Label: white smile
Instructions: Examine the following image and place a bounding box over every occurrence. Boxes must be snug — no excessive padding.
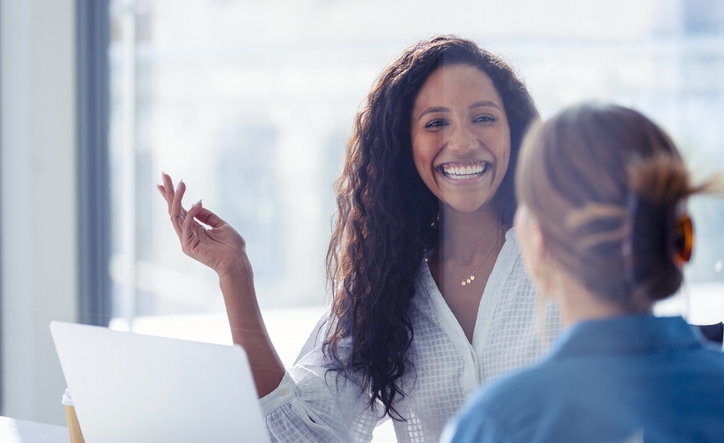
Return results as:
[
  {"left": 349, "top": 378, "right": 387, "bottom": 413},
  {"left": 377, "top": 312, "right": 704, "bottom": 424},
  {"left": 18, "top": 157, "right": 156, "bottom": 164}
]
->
[{"left": 439, "top": 161, "right": 491, "bottom": 180}]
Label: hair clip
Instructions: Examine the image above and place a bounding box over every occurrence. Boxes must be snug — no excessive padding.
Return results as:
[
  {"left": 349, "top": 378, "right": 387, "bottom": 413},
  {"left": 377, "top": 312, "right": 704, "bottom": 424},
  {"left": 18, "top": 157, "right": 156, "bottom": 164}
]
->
[{"left": 673, "top": 214, "right": 693, "bottom": 265}]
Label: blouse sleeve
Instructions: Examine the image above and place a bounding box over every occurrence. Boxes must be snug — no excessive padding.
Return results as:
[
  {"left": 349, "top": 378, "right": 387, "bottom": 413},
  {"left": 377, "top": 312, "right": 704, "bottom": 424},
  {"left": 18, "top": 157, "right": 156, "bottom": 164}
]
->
[{"left": 259, "top": 315, "right": 382, "bottom": 443}]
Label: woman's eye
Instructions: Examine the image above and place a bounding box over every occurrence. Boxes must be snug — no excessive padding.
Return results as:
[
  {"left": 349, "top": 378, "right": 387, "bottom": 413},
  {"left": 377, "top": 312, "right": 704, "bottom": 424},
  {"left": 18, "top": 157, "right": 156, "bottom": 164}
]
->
[
  {"left": 473, "top": 115, "right": 496, "bottom": 123},
  {"left": 425, "top": 119, "right": 448, "bottom": 129}
]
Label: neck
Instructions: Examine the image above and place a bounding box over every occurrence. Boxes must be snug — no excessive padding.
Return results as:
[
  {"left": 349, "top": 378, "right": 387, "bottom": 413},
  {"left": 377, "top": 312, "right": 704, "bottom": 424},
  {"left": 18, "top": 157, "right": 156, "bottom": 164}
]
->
[
  {"left": 550, "top": 271, "right": 643, "bottom": 327},
  {"left": 438, "top": 202, "right": 504, "bottom": 266}
]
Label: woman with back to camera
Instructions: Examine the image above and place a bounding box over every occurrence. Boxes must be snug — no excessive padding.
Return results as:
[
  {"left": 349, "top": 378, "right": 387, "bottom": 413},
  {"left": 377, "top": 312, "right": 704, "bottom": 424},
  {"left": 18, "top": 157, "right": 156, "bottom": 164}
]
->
[
  {"left": 158, "top": 35, "right": 560, "bottom": 442},
  {"left": 445, "top": 103, "right": 724, "bottom": 443}
]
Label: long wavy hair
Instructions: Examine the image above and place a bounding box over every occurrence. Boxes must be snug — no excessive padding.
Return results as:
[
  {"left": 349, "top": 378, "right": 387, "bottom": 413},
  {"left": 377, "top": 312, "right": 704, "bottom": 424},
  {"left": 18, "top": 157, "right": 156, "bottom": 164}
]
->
[{"left": 324, "top": 35, "right": 538, "bottom": 419}]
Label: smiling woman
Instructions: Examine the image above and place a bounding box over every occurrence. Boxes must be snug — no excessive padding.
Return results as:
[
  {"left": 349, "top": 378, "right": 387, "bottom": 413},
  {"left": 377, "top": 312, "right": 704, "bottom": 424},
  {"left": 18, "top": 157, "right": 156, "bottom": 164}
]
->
[{"left": 158, "top": 35, "right": 561, "bottom": 443}]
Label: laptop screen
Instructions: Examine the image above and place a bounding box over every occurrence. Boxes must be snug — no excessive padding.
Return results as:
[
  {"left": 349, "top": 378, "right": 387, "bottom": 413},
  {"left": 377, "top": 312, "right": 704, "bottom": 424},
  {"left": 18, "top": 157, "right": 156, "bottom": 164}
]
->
[{"left": 50, "top": 321, "right": 271, "bottom": 443}]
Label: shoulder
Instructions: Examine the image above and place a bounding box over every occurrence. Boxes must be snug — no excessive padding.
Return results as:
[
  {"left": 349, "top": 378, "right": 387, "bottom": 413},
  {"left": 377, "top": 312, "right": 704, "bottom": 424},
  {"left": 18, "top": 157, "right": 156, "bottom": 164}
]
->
[
  {"left": 457, "top": 359, "right": 572, "bottom": 438},
  {"left": 687, "top": 343, "right": 724, "bottom": 380},
  {"left": 471, "top": 363, "right": 552, "bottom": 411},
  {"left": 443, "top": 406, "right": 515, "bottom": 443},
  {"left": 443, "top": 364, "right": 554, "bottom": 443}
]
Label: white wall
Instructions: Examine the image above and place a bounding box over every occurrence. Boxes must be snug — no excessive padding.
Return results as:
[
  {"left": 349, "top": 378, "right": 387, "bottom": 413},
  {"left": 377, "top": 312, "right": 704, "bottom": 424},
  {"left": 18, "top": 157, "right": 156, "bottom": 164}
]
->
[{"left": 0, "top": 0, "right": 79, "bottom": 425}]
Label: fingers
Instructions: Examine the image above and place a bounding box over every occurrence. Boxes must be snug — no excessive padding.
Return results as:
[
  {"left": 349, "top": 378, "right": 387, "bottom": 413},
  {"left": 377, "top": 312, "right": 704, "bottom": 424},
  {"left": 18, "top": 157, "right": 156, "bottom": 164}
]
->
[
  {"left": 194, "top": 205, "right": 226, "bottom": 228},
  {"left": 170, "top": 181, "right": 188, "bottom": 237},
  {"left": 161, "top": 173, "right": 177, "bottom": 216},
  {"left": 181, "top": 200, "right": 205, "bottom": 250},
  {"left": 160, "top": 172, "right": 187, "bottom": 239},
  {"left": 158, "top": 173, "right": 213, "bottom": 254}
]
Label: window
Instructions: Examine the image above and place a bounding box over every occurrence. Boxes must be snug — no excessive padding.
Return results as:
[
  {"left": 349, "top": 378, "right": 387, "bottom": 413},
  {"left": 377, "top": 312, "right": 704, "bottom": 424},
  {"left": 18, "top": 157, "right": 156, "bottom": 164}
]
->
[{"left": 107, "top": 2, "right": 724, "bottom": 439}]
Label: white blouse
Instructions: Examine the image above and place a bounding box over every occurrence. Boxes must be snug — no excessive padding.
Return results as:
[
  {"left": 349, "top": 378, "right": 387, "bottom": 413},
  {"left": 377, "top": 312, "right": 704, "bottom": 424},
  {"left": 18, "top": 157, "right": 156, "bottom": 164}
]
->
[{"left": 259, "top": 228, "right": 561, "bottom": 443}]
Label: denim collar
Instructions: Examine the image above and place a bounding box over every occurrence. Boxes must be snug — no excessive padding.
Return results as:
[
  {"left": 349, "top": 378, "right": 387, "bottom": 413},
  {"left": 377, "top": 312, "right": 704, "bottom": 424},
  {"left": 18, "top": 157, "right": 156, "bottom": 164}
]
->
[{"left": 547, "top": 315, "right": 703, "bottom": 361}]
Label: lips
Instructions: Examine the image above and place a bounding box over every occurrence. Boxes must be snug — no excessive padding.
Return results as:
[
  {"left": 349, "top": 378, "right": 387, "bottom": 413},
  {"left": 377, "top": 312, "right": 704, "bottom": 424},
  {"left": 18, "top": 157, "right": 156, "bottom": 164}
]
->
[{"left": 438, "top": 161, "right": 491, "bottom": 180}]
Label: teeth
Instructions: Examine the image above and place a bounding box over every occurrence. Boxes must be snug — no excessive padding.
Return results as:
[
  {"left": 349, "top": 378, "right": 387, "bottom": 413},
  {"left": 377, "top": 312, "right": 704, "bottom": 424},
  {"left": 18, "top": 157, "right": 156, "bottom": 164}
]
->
[{"left": 441, "top": 162, "right": 489, "bottom": 179}]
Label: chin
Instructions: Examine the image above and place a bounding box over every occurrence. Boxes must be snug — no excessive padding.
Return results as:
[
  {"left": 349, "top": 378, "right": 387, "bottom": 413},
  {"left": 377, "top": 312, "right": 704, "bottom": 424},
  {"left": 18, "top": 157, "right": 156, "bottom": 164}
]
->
[{"left": 445, "top": 198, "right": 493, "bottom": 214}]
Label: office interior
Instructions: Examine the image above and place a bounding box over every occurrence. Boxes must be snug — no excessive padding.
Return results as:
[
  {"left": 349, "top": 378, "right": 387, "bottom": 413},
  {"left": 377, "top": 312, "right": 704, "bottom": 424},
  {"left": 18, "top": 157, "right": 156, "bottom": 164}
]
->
[{"left": 1, "top": 0, "right": 723, "bottom": 433}]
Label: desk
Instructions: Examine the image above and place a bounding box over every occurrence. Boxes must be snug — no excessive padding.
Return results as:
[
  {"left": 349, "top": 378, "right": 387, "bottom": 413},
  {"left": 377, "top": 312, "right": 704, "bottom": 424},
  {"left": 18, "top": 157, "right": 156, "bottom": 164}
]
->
[{"left": 0, "top": 416, "right": 69, "bottom": 443}]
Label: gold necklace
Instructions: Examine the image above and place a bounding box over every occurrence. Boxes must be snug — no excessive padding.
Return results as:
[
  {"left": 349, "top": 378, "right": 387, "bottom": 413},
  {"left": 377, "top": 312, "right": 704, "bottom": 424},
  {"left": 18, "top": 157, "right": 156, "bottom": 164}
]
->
[{"left": 446, "top": 226, "right": 505, "bottom": 287}]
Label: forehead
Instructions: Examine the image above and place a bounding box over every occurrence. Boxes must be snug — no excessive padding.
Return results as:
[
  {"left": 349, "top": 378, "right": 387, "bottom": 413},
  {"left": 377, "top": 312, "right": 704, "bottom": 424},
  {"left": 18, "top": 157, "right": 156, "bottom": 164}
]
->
[{"left": 413, "top": 64, "right": 503, "bottom": 110}]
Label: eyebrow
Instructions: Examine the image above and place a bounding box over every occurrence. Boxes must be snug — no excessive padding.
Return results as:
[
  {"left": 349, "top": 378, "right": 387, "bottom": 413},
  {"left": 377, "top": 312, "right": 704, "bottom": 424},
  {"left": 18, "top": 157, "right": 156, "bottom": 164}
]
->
[
  {"left": 470, "top": 100, "right": 502, "bottom": 111},
  {"left": 417, "top": 101, "right": 502, "bottom": 121},
  {"left": 417, "top": 106, "right": 449, "bottom": 121}
]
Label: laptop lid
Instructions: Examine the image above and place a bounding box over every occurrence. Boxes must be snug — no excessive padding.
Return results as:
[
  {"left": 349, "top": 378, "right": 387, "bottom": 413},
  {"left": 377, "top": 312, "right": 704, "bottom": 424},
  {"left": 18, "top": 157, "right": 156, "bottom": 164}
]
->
[{"left": 50, "top": 321, "right": 271, "bottom": 443}]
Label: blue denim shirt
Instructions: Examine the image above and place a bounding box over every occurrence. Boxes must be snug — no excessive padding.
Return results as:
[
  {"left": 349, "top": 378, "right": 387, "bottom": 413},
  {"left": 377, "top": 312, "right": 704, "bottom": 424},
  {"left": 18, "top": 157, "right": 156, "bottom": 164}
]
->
[{"left": 443, "top": 315, "right": 724, "bottom": 443}]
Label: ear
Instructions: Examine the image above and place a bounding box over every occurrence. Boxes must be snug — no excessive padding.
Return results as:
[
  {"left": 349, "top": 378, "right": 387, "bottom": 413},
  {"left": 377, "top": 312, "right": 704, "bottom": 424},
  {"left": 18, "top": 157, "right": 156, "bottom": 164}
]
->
[
  {"left": 528, "top": 221, "right": 558, "bottom": 302},
  {"left": 514, "top": 205, "right": 548, "bottom": 287},
  {"left": 526, "top": 218, "right": 547, "bottom": 274}
]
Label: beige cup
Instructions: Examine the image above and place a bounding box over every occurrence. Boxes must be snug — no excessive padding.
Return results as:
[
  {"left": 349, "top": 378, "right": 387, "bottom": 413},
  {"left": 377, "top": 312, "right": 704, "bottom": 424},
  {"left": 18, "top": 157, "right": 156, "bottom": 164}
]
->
[{"left": 62, "top": 388, "right": 85, "bottom": 443}]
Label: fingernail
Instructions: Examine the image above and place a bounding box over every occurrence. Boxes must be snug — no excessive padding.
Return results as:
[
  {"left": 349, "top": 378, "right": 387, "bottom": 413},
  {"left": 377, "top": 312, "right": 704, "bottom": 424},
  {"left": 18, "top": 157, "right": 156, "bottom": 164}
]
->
[
  {"left": 192, "top": 199, "right": 202, "bottom": 207},
  {"left": 177, "top": 179, "right": 183, "bottom": 188}
]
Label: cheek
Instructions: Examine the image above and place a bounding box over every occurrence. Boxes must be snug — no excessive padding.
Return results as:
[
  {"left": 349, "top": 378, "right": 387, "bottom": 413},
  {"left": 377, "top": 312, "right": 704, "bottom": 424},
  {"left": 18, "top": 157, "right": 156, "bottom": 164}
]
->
[
  {"left": 412, "top": 156, "right": 429, "bottom": 185},
  {"left": 411, "top": 145, "right": 425, "bottom": 177},
  {"left": 411, "top": 136, "right": 436, "bottom": 176},
  {"left": 498, "top": 147, "right": 510, "bottom": 172},
  {"left": 500, "top": 126, "right": 512, "bottom": 160},
  {"left": 496, "top": 130, "right": 512, "bottom": 177}
]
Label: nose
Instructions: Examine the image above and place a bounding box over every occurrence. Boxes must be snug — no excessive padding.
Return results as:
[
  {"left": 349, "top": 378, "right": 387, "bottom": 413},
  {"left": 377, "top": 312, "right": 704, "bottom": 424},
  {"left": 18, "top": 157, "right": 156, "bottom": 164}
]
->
[{"left": 447, "top": 124, "right": 478, "bottom": 154}]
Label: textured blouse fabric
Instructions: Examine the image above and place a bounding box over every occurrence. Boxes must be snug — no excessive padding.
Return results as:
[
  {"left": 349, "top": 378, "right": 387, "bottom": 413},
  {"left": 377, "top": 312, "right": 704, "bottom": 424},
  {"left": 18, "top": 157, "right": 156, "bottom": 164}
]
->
[{"left": 259, "top": 228, "right": 561, "bottom": 443}]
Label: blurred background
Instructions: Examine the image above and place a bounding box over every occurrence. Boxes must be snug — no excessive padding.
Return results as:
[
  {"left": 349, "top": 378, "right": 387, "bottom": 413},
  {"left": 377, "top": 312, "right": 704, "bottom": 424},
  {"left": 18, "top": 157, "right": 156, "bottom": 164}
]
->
[{"left": 2, "top": 0, "right": 723, "bottom": 437}]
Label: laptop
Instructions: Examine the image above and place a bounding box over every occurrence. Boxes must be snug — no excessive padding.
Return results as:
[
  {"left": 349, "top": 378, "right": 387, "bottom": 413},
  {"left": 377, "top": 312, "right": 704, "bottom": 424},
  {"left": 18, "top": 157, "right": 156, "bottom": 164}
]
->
[{"left": 50, "top": 321, "right": 272, "bottom": 443}]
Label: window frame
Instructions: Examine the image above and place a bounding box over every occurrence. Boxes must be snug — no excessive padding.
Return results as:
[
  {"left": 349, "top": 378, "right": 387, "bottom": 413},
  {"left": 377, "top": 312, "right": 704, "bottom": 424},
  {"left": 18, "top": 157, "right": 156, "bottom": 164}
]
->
[{"left": 77, "top": 0, "right": 112, "bottom": 326}]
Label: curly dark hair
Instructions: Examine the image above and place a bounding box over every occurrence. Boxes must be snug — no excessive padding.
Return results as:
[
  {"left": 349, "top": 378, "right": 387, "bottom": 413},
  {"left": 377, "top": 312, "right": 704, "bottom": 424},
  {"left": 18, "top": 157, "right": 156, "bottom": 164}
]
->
[{"left": 324, "top": 35, "right": 539, "bottom": 419}]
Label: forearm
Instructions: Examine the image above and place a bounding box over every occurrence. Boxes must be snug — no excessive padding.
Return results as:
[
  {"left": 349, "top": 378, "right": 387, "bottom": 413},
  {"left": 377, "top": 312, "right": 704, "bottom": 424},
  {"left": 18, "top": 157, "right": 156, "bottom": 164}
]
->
[
  {"left": 158, "top": 176, "right": 285, "bottom": 395},
  {"left": 218, "top": 262, "right": 285, "bottom": 397}
]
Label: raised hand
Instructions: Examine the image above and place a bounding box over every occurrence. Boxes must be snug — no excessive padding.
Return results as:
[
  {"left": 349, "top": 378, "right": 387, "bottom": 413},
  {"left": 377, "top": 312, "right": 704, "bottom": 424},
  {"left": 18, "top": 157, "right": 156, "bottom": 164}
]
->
[
  {"left": 157, "top": 172, "right": 250, "bottom": 278},
  {"left": 157, "top": 172, "right": 285, "bottom": 395}
]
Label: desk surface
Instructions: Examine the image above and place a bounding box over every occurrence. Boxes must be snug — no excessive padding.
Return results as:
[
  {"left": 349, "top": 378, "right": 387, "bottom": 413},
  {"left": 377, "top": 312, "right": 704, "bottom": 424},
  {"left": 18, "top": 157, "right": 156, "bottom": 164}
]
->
[{"left": 0, "top": 416, "right": 69, "bottom": 443}]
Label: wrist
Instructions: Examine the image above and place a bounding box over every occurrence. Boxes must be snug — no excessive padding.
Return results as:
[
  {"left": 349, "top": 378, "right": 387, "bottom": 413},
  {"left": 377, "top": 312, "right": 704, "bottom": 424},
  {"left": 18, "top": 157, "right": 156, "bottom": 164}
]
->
[{"left": 217, "top": 255, "right": 253, "bottom": 281}]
